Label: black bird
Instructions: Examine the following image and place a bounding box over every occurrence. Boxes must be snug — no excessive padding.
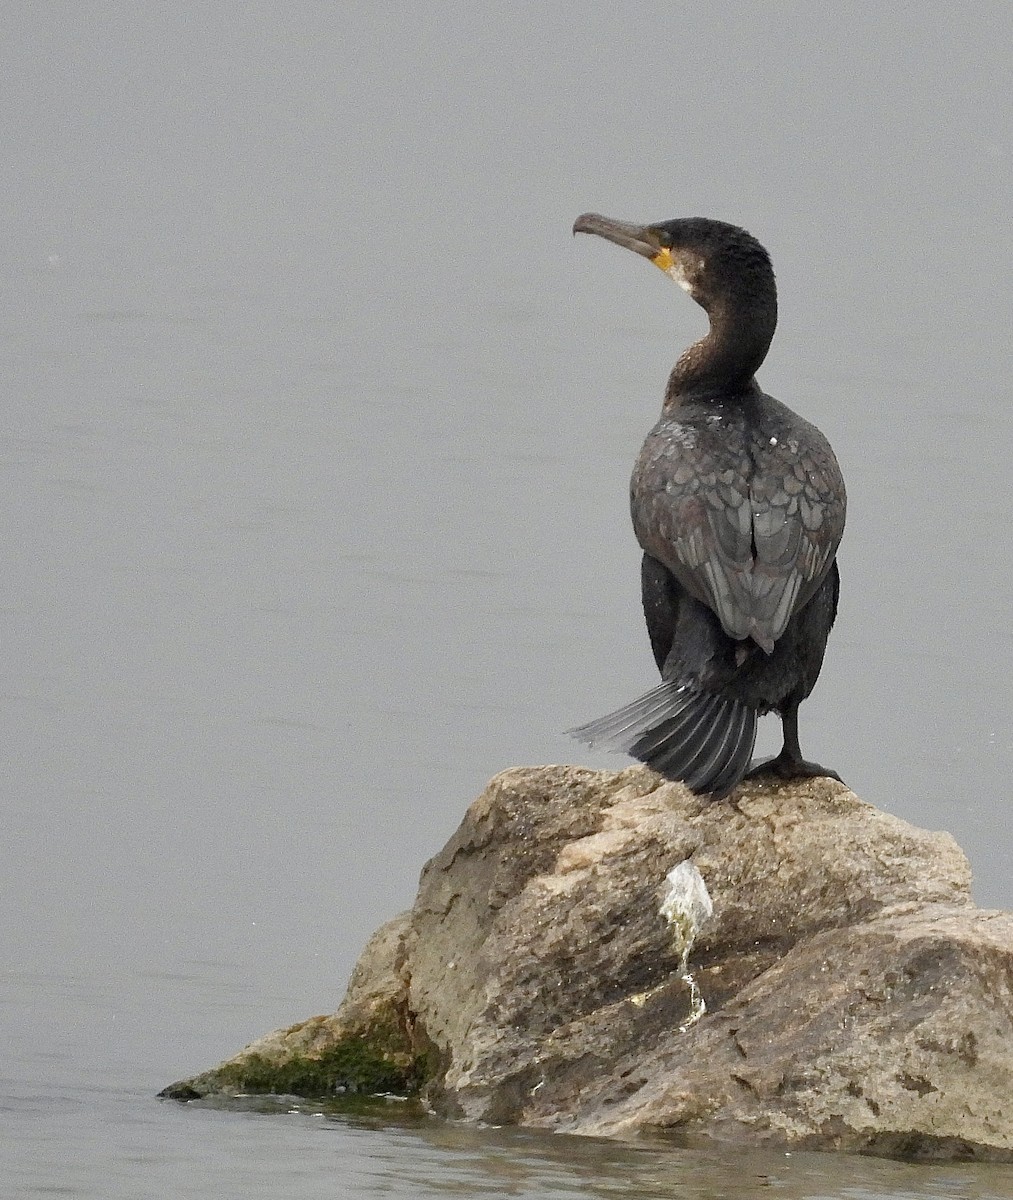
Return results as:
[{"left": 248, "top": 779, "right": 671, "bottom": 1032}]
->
[{"left": 569, "top": 214, "right": 846, "bottom": 797}]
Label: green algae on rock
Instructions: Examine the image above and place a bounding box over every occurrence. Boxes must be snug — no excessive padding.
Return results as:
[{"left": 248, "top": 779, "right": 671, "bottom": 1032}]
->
[{"left": 158, "top": 1020, "right": 425, "bottom": 1101}]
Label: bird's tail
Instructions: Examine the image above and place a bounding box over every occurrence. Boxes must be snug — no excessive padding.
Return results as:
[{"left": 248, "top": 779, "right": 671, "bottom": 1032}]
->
[{"left": 567, "top": 681, "right": 757, "bottom": 798}]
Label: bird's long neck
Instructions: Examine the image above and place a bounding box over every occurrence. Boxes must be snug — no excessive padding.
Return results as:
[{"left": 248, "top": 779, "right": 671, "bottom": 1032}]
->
[{"left": 665, "top": 294, "right": 777, "bottom": 404}]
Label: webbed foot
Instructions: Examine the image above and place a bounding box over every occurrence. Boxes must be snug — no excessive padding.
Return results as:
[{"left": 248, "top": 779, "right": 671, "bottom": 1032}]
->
[{"left": 745, "top": 752, "right": 843, "bottom": 784}]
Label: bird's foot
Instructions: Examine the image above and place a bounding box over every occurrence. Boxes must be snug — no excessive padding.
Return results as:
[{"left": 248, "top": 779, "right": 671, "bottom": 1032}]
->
[{"left": 745, "top": 753, "right": 842, "bottom": 785}]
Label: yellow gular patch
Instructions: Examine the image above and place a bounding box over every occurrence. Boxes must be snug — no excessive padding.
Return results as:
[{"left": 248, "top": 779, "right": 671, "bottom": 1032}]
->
[{"left": 651, "top": 247, "right": 675, "bottom": 272}]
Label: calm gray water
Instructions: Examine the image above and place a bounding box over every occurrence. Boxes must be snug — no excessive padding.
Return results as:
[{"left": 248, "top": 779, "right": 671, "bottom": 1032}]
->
[{"left": 2, "top": 3, "right": 1012, "bottom": 1196}]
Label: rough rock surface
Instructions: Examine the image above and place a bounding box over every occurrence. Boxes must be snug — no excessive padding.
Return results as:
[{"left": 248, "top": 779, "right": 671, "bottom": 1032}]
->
[{"left": 161, "top": 766, "right": 1013, "bottom": 1161}]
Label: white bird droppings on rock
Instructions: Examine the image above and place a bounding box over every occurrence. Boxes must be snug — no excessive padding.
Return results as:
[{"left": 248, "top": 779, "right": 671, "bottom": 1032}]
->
[{"left": 660, "top": 859, "right": 714, "bottom": 1031}]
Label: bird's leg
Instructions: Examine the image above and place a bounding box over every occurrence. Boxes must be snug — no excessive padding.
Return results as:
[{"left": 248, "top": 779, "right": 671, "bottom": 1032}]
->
[{"left": 745, "top": 702, "right": 842, "bottom": 783}]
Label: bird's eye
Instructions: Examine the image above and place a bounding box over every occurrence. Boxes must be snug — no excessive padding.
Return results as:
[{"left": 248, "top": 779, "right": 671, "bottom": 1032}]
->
[{"left": 649, "top": 227, "right": 671, "bottom": 248}]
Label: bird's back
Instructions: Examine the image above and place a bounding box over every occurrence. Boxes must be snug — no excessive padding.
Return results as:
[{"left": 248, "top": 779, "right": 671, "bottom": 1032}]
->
[{"left": 631, "top": 392, "right": 846, "bottom": 652}]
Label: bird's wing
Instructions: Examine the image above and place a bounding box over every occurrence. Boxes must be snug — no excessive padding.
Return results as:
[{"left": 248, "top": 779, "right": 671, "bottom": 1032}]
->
[{"left": 634, "top": 423, "right": 845, "bottom": 652}]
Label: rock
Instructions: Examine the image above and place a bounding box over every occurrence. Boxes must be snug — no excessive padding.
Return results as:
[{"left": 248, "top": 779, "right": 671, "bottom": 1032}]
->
[
  {"left": 160, "top": 765, "right": 1013, "bottom": 1162},
  {"left": 158, "top": 912, "right": 424, "bottom": 1102}
]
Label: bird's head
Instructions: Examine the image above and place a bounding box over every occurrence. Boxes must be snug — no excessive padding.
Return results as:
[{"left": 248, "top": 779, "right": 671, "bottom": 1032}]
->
[{"left": 572, "top": 213, "right": 774, "bottom": 314}]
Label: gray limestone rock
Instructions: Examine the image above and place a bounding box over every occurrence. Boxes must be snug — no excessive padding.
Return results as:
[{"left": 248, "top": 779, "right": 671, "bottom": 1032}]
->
[{"left": 161, "top": 765, "right": 1013, "bottom": 1162}]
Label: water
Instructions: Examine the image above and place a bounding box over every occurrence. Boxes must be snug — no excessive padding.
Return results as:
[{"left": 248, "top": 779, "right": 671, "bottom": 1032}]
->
[
  {"left": 2, "top": 2, "right": 1012, "bottom": 1195},
  {"left": 5, "top": 969, "right": 1013, "bottom": 1200}
]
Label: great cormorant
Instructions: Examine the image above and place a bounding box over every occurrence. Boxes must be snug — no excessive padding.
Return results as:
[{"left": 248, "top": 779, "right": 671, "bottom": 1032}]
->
[{"left": 569, "top": 213, "right": 846, "bottom": 797}]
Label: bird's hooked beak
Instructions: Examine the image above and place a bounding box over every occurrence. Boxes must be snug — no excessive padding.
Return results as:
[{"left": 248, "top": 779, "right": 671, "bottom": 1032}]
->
[{"left": 573, "top": 213, "right": 675, "bottom": 273}]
